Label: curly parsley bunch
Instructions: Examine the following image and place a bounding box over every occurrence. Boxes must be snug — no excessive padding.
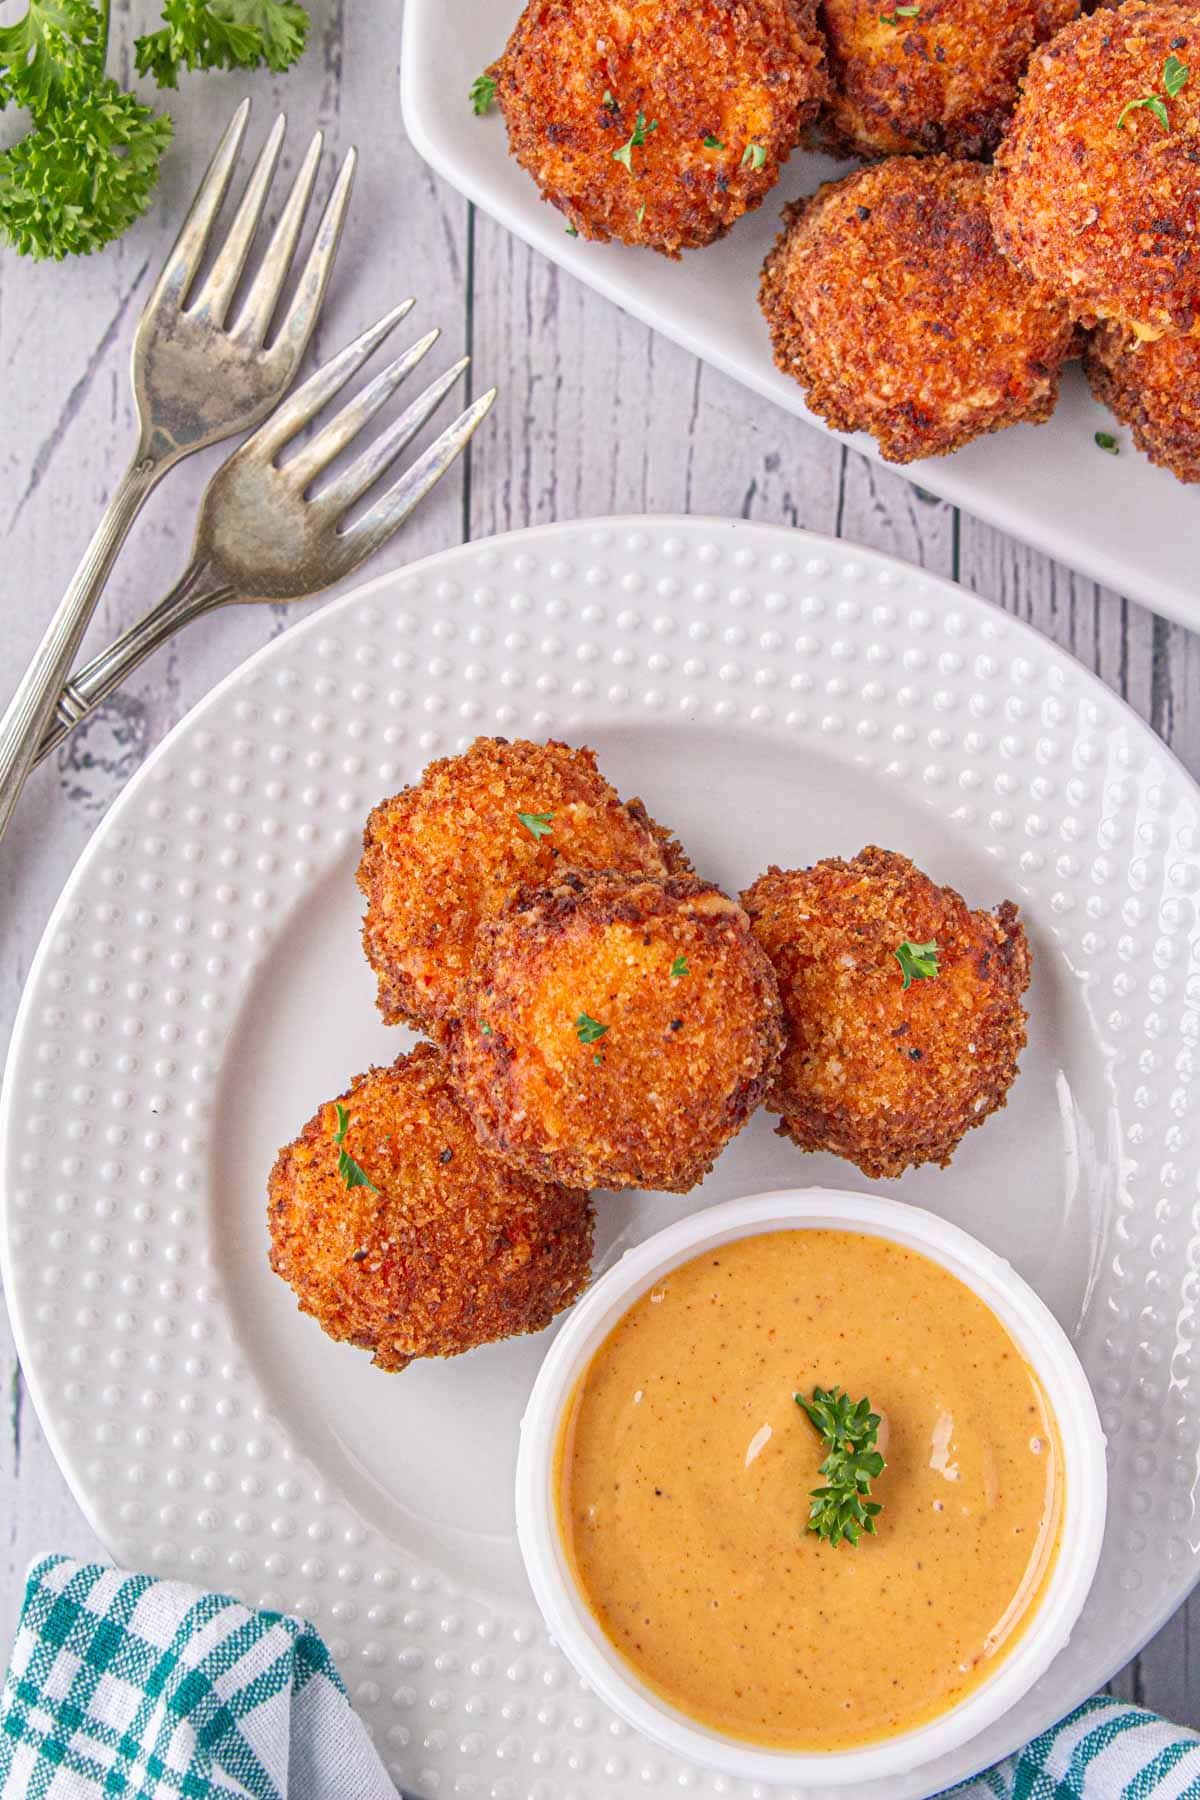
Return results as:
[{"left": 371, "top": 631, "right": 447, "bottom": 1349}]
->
[{"left": 0, "top": 0, "right": 311, "bottom": 261}]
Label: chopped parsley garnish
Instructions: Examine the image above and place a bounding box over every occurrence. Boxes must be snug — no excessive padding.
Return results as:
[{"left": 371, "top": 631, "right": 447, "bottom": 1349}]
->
[
  {"left": 575, "top": 1012, "right": 609, "bottom": 1045},
  {"left": 517, "top": 810, "right": 555, "bottom": 840},
  {"left": 741, "top": 141, "right": 767, "bottom": 169},
  {"left": 566, "top": 223, "right": 580, "bottom": 236},
  {"left": 1117, "top": 55, "right": 1188, "bottom": 131},
  {"left": 481, "top": 1023, "right": 493, "bottom": 1035},
  {"left": 602, "top": 88, "right": 618, "bottom": 109},
  {"left": 613, "top": 110, "right": 658, "bottom": 169},
  {"left": 670, "top": 954, "right": 689, "bottom": 979},
  {"left": 1095, "top": 430, "right": 1119, "bottom": 455},
  {"left": 637, "top": 200, "right": 646, "bottom": 223},
  {"left": 333, "top": 1103, "right": 377, "bottom": 1193},
  {"left": 703, "top": 133, "right": 725, "bottom": 148},
  {"left": 879, "top": 4, "right": 919, "bottom": 20},
  {"left": 1165, "top": 52, "right": 1190, "bottom": 96},
  {"left": 796, "top": 1387, "right": 885, "bottom": 1547},
  {"left": 1118, "top": 92, "right": 1170, "bottom": 130},
  {"left": 893, "top": 938, "right": 940, "bottom": 989},
  {"left": 469, "top": 73, "right": 497, "bottom": 114}
]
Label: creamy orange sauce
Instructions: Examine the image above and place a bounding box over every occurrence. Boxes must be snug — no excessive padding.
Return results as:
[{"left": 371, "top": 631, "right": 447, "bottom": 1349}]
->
[{"left": 556, "top": 1229, "right": 1063, "bottom": 1750}]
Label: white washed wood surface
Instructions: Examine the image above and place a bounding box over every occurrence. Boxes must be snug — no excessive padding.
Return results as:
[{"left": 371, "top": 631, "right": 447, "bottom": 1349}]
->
[{"left": 1, "top": 0, "right": 1197, "bottom": 1743}]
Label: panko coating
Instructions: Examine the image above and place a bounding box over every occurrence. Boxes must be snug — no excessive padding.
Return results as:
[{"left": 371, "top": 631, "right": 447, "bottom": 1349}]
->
[
  {"left": 813, "top": 0, "right": 1078, "bottom": 160},
  {"left": 358, "top": 738, "right": 689, "bottom": 1033},
  {"left": 267, "top": 1044, "right": 594, "bottom": 1371},
  {"left": 759, "top": 157, "right": 1078, "bottom": 462},
  {"left": 991, "top": 2, "right": 1200, "bottom": 339},
  {"left": 447, "top": 870, "right": 784, "bottom": 1194},
  {"left": 1085, "top": 321, "right": 1200, "bottom": 481},
  {"left": 486, "top": 0, "right": 829, "bottom": 257},
  {"left": 741, "top": 847, "right": 1031, "bottom": 1179}
]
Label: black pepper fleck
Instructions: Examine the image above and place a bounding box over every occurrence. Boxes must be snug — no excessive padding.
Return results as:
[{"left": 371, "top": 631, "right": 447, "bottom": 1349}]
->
[{"left": 439, "top": 1147, "right": 454, "bottom": 1164}]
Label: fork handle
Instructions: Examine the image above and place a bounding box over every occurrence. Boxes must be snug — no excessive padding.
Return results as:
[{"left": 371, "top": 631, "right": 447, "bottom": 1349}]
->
[
  {"left": 0, "top": 453, "right": 163, "bottom": 846},
  {"left": 34, "top": 558, "right": 237, "bottom": 769}
]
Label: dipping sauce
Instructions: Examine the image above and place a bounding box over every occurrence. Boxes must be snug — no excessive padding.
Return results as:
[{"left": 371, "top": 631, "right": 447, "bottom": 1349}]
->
[{"left": 556, "top": 1229, "right": 1063, "bottom": 1750}]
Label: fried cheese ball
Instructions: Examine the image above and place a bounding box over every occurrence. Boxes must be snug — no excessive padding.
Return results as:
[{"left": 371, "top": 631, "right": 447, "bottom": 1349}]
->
[
  {"left": 741, "top": 847, "right": 1031, "bottom": 1179},
  {"left": 814, "top": 0, "right": 1078, "bottom": 160},
  {"left": 358, "top": 738, "right": 689, "bottom": 1033},
  {"left": 759, "top": 157, "right": 1078, "bottom": 461},
  {"left": 267, "top": 1045, "right": 594, "bottom": 1372},
  {"left": 486, "top": 0, "right": 829, "bottom": 256},
  {"left": 991, "top": 2, "right": 1200, "bottom": 339},
  {"left": 1085, "top": 322, "right": 1200, "bottom": 482},
  {"left": 448, "top": 870, "right": 783, "bottom": 1193}
]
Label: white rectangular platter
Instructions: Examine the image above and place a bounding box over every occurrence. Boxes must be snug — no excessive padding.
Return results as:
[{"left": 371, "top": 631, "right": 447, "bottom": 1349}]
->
[{"left": 401, "top": 0, "right": 1200, "bottom": 628}]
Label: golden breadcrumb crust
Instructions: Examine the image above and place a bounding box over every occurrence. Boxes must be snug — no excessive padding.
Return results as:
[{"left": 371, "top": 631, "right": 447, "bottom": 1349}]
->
[
  {"left": 759, "top": 157, "right": 1078, "bottom": 462},
  {"left": 447, "top": 870, "right": 783, "bottom": 1194},
  {"left": 1085, "top": 321, "right": 1200, "bottom": 481},
  {"left": 991, "top": 2, "right": 1200, "bottom": 339},
  {"left": 267, "top": 1044, "right": 594, "bottom": 1372},
  {"left": 357, "top": 738, "right": 688, "bottom": 1033},
  {"left": 487, "top": 0, "right": 828, "bottom": 257},
  {"left": 813, "top": 0, "right": 1077, "bottom": 160},
  {"left": 741, "top": 847, "right": 1031, "bottom": 1179}
]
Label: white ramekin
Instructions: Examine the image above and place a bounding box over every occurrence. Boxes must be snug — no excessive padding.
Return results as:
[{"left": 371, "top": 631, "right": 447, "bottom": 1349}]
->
[{"left": 515, "top": 1188, "right": 1107, "bottom": 1788}]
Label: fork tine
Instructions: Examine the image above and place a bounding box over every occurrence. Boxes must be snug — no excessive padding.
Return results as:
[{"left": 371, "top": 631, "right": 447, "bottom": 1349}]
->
[
  {"left": 338, "top": 389, "right": 497, "bottom": 564},
  {"left": 319, "top": 357, "right": 471, "bottom": 516},
  {"left": 234, "top": 128, "right": 324, "bottom": 346},
  {"left": 150, "top": 99, "right": 251, "bottom": 312},
  {"left": 267, "top": 147, "right": 358, "bottom": 364},
  {"left": 288, "top": 329, "right": 441, "bottom": 489},
  {"left": 192, "top": 112, "right": 286, "bottom": 325},
  {"left": 250, "top": 299, "right": 416, "bottom": 459}
]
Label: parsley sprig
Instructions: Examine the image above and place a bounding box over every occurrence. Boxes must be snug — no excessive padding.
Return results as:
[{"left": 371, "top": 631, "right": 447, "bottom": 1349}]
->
[
  {"left": 670, "top": 954, "right": 689, "bottom": 979},
  {"left": 879, "top": 4, "right": 919, "bottom": 21},
  {"left": 517, "top": 810, "right": 554, "bottom": 841},
  {"left": 136, "top": 0, "right": 309, "bottom": 88},
  {"left": 1117, "top": 53, "right": 1189, "bottom": 132},
  {"left": 894, "top": 937, "right": 940, "bottom": 989},
  {"left": 795, "top": 1386, "right": 885, "bottom": 1547},
  {"left": 0, "top": 0, "right": 309, "bottom": 261},
  {"left": 333, "top": 1102, "right": 377, "bottom": 1194}
]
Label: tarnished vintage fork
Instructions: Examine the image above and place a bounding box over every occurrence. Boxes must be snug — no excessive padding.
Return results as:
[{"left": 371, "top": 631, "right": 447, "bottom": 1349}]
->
[
  {"left": 33, "top": 311, "right": 497, "bottom": 766},
  {"left": 0, "top": 101, "right": 356, "bottom": 845}
]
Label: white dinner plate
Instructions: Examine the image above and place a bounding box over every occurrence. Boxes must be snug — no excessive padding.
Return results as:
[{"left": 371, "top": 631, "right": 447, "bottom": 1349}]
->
[
  {"left": 3, "top": 516, "right": 1199, "bottom": 1800},
  {"left": 400, "top": 5, "right": 1200, "bottom": 630}
]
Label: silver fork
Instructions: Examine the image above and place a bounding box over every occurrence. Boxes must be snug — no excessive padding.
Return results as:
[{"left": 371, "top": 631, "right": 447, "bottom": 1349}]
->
[
  {"left": 34, "top": 312, "right": 496, "bottom": 767},
  {"left": 0, "top": 101, "right": 356, "bottom": 845}
]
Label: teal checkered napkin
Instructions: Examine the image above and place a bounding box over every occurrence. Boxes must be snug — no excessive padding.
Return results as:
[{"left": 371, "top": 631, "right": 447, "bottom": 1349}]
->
[
  {"left": 4, "top": 1562, "right": 1198, "bottom": 1800},
  {"left": 0, "top": 1556, "right": 399, "bottom": 1800},
  {"left": 946, "top": 1695, "right": 1200, "bottom": 1800}
]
